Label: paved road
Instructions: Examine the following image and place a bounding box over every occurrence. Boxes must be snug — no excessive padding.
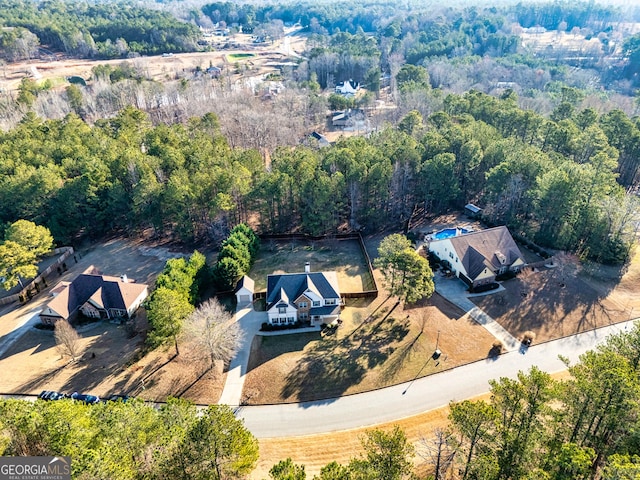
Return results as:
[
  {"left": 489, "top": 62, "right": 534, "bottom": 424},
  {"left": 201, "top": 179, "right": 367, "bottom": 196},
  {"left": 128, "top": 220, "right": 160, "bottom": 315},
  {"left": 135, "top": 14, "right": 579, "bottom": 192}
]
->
[{"left": 235, "top": 319, "right": 637, "bottom": 438}]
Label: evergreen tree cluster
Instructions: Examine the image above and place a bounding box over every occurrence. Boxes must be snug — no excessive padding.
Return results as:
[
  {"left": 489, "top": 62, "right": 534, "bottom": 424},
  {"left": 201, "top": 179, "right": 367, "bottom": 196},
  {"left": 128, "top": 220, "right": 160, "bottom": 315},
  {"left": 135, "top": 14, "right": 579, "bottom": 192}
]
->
[
  {"left": 145, "top": 251, "right": 206, "bottom": 352},
  {"left": 0, "top": 399, "right": 259, "bottom": 480},
  {"left": 0, "top": 0, "right": 200, "bottom": 59},
  {"left": 213, "top": 224, "right": 259, "bottom": 290},
  {"left": 448, "top": 321, "right": 640, "bottom": 480},
  {"left": 0, "top": 101, "right": 637, "bottom": 265}
]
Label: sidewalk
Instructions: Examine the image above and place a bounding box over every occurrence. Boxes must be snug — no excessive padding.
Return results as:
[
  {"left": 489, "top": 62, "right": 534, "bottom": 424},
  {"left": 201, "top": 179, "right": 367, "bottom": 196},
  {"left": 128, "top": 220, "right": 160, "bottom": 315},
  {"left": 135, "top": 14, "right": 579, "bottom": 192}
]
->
[{"left": 434, "top": 274, "right": 520, "bottom": 351}]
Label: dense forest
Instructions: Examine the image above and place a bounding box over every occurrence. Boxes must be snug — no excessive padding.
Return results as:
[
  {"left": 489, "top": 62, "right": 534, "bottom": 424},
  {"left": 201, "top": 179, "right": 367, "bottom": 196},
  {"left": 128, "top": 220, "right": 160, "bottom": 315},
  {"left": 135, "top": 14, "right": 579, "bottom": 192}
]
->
[
  {"left": 1, "top": 1, "right": 639, "bottom": 259},
  {"left": 0, "top": 0, "right": 200, "bottom": 59},
  {"left": 0, "top": 96, "right": 638, "bottom": 263}
]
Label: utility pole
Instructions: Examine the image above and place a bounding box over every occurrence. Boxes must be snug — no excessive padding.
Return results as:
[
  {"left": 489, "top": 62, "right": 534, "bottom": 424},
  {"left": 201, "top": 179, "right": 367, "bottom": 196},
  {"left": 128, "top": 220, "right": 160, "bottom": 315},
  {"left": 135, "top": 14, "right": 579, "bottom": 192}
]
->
[{"left": 434, "top": 330, "right": 441, "bottom": 359}]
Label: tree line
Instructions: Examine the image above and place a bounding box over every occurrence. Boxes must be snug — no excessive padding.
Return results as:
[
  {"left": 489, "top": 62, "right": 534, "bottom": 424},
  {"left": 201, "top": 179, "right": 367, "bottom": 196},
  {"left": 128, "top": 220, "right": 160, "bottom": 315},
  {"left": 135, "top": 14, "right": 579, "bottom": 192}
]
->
[
  {"left": 446, "top": 321, "right": 640, "bottom": 480},
  {"left": 0, "top": 99, "right": 637, "bottom": 263},
  {"left": 0, "top": 399, "right": 259, "bottom": 480},
  {"left": 213, "top": 223, "right": 260, "bottom": 290},
  {"left": 0, "top": 0, "right": 200, "bottom": 60}
]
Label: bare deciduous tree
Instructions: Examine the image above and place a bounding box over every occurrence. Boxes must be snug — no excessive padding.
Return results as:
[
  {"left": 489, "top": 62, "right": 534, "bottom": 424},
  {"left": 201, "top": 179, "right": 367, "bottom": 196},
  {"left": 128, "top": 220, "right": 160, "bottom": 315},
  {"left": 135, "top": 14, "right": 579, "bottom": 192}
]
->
[
  {"left": 418, "top": 428, "right": 456, "bottom": 480},
  {"left": 184, "top": 298, "right": 242, "bottom": 369},
  {"left": 54, "top": 320, "right": 81, "bottom": 361}
]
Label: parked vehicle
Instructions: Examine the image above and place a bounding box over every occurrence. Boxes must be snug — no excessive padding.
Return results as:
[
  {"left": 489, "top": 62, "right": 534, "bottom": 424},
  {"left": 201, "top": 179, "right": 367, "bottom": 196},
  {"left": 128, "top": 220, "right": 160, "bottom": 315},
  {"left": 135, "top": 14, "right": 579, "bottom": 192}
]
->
[
  {"left": 71, "top": 392, "right": 100, "bottom": 404},
  {"left": 105, "top": 394, "right": 133, "bottom": 403},
  {"left": 38, "top": 390, "right": 68, "bottom": 401}
]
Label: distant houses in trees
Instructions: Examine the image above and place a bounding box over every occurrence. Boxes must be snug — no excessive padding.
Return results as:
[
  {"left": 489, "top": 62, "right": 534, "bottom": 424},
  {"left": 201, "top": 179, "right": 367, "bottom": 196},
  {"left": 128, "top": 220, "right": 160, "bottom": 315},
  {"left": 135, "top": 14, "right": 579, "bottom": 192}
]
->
[{"left": 335, "top": 80, "right": 360, "bottom": 96}]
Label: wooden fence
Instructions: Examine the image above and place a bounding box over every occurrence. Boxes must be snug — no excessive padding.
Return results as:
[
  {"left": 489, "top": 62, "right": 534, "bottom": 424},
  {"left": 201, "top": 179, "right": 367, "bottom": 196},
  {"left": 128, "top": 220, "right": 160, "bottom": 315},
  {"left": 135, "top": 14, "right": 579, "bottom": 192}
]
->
[
  {"left": 0, "top": 246, "right": 75, "bottom": 306},
  {"left": 257, "top": 232, "right": 379, "bottom": 300}
]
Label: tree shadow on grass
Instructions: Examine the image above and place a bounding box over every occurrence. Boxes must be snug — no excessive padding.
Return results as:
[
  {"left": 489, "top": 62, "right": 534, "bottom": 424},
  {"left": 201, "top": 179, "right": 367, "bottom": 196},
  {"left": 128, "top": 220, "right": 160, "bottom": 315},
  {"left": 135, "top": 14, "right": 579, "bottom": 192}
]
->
[
  {"left": 379, "top": 331, "right": 423, "bottom": 384},
  {"left": 473, "top": 265, "right": 626, "bottom": 342},
  {"left": 281, "top": 306, "right": 410, "bottom": 404},
  {"left": 0, "top": 327, "right": 57, "bottom": 361},
  {"left": 13, "top": 364, "right": 69, "bottom": 393}
]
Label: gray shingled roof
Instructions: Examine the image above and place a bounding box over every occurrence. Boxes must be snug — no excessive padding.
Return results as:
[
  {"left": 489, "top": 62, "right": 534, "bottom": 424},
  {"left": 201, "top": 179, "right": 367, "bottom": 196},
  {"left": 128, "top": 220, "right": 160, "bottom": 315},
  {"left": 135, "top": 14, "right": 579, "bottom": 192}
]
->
[
  {"left": 310, "top": 305, "right": 341, "bottom": 316},
  {"left": 45, "top": 274, "right": 147, "bottom": 320},
  {"left": 235, "top": 275, "right": 254, "bottom": 292},
  {"left": 448, "top": 226, "right": 525, "bottom": 280},
  {"left": 266, "top": 272, "right": 340, "bottom": 310}
]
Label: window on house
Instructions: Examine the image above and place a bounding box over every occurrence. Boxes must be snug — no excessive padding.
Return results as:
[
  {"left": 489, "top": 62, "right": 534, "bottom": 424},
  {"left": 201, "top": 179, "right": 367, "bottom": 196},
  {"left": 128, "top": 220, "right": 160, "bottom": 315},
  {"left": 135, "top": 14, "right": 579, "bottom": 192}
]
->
[
  {"left": 299, "top": 312, "right": 308, "bottom": 320},
  {"left": 313, "top": 301, "right": 320, "bottom": 307},
  {"left": 325, "top": 299, "right": 336, "bottom": 305},
  {"left": 449, "top": 252, "right": 454, "bottom": 259},
  {"left": 299, "top": 301, "right": 307, "bottom": 308},
  {"left": 278, "top": 306, "right": 286, "bottom": 314},
  {"left": 288, "top": 317, "right": 295, "bottom": 323}
]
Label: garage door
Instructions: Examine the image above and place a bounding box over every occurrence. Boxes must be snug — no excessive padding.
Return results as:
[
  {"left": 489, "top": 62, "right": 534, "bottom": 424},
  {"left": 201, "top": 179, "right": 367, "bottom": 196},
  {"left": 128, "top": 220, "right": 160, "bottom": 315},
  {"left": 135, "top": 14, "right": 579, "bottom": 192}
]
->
[{"left": 238, "top": 294, "right": 251, "bottom": 304}]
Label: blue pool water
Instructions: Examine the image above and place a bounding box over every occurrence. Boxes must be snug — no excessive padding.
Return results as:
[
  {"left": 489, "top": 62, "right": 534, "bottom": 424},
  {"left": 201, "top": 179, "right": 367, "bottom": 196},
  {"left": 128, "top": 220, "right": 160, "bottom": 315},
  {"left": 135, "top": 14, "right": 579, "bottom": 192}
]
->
[{"left": 433, "top": 227, "right": 471, "bottom": 240}]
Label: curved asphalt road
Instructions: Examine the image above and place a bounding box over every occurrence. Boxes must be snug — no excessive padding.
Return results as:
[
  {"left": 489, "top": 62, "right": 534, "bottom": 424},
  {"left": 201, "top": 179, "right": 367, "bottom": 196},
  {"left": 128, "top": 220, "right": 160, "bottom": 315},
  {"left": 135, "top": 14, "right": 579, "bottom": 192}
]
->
[{"left": 236, "top": 318, "right": 637, "bottom": 438}]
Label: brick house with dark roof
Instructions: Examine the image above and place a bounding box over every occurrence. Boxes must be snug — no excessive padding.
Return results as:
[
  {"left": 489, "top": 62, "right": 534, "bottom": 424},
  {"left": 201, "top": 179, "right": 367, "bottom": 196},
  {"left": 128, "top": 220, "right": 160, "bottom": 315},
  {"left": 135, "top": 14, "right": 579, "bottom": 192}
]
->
[
  {"left": 428, "top": 226, "right": 526, "bottom": 288},
  {"left": 40, "top": 271, "right": 148, "bottom": 325},
  {"left": 266, "top": 263, "right": 341, "bottom": 327}
]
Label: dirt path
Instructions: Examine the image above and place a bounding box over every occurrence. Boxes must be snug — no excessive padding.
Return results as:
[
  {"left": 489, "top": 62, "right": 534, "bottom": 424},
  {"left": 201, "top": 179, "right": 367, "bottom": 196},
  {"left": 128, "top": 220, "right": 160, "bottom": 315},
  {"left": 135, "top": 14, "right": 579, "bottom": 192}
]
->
[{"left": 0, "top": 33, "right": 308, "bottom": 94}]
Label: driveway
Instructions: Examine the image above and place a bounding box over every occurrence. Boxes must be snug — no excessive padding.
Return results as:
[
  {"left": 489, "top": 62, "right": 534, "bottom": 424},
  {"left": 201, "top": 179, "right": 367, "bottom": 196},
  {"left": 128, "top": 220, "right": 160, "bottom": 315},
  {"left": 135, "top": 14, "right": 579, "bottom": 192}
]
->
[
  {"left": 434, "top": 274, "right": 520, "bottom": 351},
  {"left": 235, "top": 318, "right": 637, "bottom": 438},
  {"left": 218, "top": 306, "right": 267, "bottom": 406}
]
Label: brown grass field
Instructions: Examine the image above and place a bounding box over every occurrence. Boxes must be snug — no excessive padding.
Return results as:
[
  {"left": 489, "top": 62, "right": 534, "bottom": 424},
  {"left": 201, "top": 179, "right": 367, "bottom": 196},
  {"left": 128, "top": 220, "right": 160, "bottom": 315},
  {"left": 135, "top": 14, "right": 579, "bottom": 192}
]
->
[
  {"left": 472, "top": 248, "right": 640, "bottom": 343},
  {"left": 0, "top": 32, "right": 308, "bottom": 94},
  {"left": 250, "top": 237, "right": 373, "bottom": 292}
]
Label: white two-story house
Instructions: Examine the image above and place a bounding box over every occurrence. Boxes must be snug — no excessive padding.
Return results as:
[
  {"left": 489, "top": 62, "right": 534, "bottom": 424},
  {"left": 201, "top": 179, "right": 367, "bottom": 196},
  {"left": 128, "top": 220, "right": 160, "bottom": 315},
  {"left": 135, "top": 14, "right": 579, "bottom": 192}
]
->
[{"left": 266, "top": 263, "right": 341, "bottom": 327}]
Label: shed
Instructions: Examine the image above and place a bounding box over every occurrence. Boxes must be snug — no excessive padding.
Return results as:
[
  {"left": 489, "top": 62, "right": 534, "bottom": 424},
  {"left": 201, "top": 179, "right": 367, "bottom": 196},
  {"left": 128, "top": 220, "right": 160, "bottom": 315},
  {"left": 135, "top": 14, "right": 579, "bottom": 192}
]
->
[
  {"left": 235, "top": 275, "right": 254, "bottom": 305},
  {"left": 464, "top": 203, "right": 482, "bottom": 219}
]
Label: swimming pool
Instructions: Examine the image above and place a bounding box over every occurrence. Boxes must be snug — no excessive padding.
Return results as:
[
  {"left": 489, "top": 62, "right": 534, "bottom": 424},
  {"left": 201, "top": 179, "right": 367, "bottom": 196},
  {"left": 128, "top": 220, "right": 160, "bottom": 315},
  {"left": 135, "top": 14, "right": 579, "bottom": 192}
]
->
[{"left": 433, "top": 227, "right": 472, "bottom": 240}]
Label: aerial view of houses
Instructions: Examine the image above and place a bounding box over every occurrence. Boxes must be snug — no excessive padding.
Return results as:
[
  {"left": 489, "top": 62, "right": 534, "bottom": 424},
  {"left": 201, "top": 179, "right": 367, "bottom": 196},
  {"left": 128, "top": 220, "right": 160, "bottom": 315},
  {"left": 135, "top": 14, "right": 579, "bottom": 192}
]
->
[
  {"left": 265, "top": 263, "right": 341, "bottom": 327},
  {"left": 39, "top": 268, "right": 149, "bottom": 325},
  {"left": 428, "top": 226, "right": 526, "bottom": 289},
  {"left": 0, "top": 0, "right": 639, "bottom": 477}
]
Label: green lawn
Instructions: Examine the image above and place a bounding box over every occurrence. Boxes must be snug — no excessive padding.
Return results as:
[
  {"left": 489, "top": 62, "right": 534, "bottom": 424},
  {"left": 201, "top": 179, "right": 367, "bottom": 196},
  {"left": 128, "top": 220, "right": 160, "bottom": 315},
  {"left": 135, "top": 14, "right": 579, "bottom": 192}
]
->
[
  {"left": 249, "top": 238, "right": 373, "bottom": 293},
  {"left": 226, "top": 53, "right": 255, "bottom": 61}
]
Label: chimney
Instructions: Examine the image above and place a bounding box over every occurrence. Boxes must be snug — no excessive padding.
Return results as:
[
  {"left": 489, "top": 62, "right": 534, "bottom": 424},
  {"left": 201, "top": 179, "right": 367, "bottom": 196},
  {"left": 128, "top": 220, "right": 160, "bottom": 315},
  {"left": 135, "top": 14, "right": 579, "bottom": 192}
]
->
[
  {"left": 304, "top": 262, "right": 310, "bottom": 273},
  {"left": 120, "top": 274, "right": 128, "bottom": 283}
]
